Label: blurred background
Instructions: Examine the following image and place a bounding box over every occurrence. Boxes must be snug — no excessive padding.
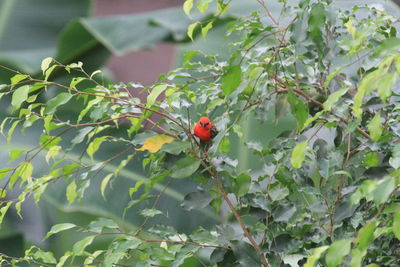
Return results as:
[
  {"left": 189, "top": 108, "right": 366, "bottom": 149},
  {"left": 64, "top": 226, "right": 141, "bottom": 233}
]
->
[{"left": 0, "top": 0, "right": 399, "bottom": 264}]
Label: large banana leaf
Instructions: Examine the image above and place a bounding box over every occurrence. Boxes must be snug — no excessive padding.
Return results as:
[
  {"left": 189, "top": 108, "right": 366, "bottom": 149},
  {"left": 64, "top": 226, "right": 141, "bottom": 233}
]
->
[{"left": 0, "top": 0, "right": 91, "bottom": 74}]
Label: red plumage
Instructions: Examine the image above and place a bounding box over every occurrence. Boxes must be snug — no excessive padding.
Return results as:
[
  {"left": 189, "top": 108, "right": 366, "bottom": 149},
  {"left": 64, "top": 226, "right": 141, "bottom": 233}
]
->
[{"left": 194, "top": 117, "right": 218, "bottom": 142}]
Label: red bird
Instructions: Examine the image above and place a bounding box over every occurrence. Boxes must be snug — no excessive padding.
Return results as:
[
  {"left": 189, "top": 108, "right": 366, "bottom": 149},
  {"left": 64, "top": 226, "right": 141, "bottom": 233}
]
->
[{"left": 194, "top": 117, "right": 218, "bottom": 142}]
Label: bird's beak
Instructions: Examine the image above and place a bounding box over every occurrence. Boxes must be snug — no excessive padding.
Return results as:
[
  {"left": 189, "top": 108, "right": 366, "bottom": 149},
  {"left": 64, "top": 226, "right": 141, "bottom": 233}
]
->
[{"left": 200, "top": 122, "right": 205, "bottom": 127}]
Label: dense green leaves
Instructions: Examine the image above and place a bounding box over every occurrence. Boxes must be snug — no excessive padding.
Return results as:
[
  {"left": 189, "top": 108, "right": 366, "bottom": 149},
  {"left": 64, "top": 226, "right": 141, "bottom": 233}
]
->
[
  {"left": 1, "top": 1, "right": 400, "bottom": 266},
  {"left": 394, "top": 211, "right": 400, "bottom": 240}
]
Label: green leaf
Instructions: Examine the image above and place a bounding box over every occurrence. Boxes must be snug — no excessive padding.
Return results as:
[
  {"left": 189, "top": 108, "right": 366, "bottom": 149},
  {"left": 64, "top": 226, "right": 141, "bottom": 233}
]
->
[
  {"left": 57, "top": 252, "right": 73, "bottom": 267},
  {"left": 0, "top": 168, "right": 11, "bottom": 180},
  {"left": 44, "top": 93, "right": 73, "bottom": 114},
  {"left": 17, "top": 161, "right": 33, "bottom": 182},
  {"left": 147, "top": 84, "right": 168, "bottom": 107},
  {"left": 393, "top": 211, "right": 400, "bottom": 240},
  {"left": 11, "top": 85, "right": 30, "bottom": 111},
  {"left": 222, "top": 65, "right": 242, "bottom": 97},
  {"left": 197, "top": 0, "right": 213, "bottom": 13},
  {"left": 41, "top": 57, "right": 53, "bottom": 74},
  {"left": 304, "top": 246, "right": 329, "bottom": 267},
  {"left": 45, "top": 223, "right": 76, "bottom": 239},
  {"left": 129, "top": 180, "right": 146, "bottom": 198},
  {"left": 269, "top": 184, "right": 289, "bottom": 202},
  {"left": 368, "top": 113, "right": 383, "bottom": 142},
  {"left": 33, "top": 250, "right": 57, "bottom": 264},
  {"left": 7, "top": 120, "right": 19, "bottom": 144},
  {"left": 183, "top": 0, "right": 194, "bottom": 16},
  {"left": 353, "top": 70, "right": 380, "bottom": 117},
  {"left": 70, "top": 77, "right": 86, "bottom": 89},
  {"left": 287, "top": 89, "right": 308, "bottom": 129},
  {"left": 325, "top": 239, "right": 351, "bottom": 267},
  {"left": 235, "top": 173, "right": 251, "bottom": 197},
  {"left": 231, "top": 240, "right": 262, "bottom": 267},
  {"left": 45, "top": 65, "right": 57, "bottom": 81},
  {"left": 219, "top": 136, "right": 230, "bottom": 153},
  {"left": 323, "top": 87, "right": 349, "bottom": 111},
  {"left": 308, "top": 3, "right": 326, "bottom": 53},
  {"left": 73, "top": 236, "right": 96, "bottom": 255},
  {"left": 377, "top": 72, "right": 398, "bottom": 102},
  {"left": 181, "top": 190, "right": 212, "bottom": 211},
  {"left": 87, "top": 136, "right": 109, "bottom": 160},
  {"left": 10, "top": 74, "right": 28, "bottom": 88},
  {"left": 88, "top": 218, "right": 119, "bottom": 233},
  {"left": 187, "top": 22, "right": 199, "bottom": 41},
  {"left": 139, "top": 208, "right": 163, "bottom": 217},
  {"left": 350, "top": 248, "right": 366, "bottom": 267},
  {"left": 71, "top": 126, "right": 93, "bottom": 145},
  {"left": 373, "top": 37, "right": 400, "bottom": 57},
  {"left": 9, "top": 149, "right": 26, "bottom": 162},
  {"left": 364, "top": 152, "right": 380, "bottom": 167},
  {"left": 66, "top": 180, "right": 77, "bottom": 204},
  {"left": 161, "top": 140, "right": 190, "bottom": 155},
  {"left": 291, "top": 141, "right": 308, "bottom": 169},
  {"left": 40, "top": 135, "right": 62, "bottom": 150},
  {"left": 100, "top": 173, "right": 113, "bottom": 199},
  {"left": 372, "top": 176, "right": 395, "bottom": 205},
  {"left": 0, "top": 202, "right": 12, "bottom": 224},
  {"left": 77, "top": 97, "right": 103, "bottom": 123},
  {"left": 45, "top": 145, "right": 61, "bottom": 163},
  {"left": 170, "top": 156, "right": 201, "bottom": 178},
  {"left": 202, "top": 21, "right": 213, "bottom": 39},
  {"left": 356, "top": 221, "right": 376, "bottom": 250}
]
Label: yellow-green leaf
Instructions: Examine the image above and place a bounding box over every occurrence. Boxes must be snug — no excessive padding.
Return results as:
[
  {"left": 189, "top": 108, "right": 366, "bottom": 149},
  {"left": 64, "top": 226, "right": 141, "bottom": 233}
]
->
[
  {"left": 325, "top": 239, "right": 351, "bottom": 267},
  {"left": 45, "top": 145, "right": 61, "bottom": 163},
  {"left": 393, "top": 211, "right": 400, "bottom": 240},
  {"left": 368, "top": 113, "right": 383, "bottom": 142},
  {"left": 291, "top": 141, "right": 308, "bottom": 168},
  {"left": 87, "top": 136, "right": 109, "bottom": 160},
  {"left": 17, "top": 161, "right": 33, "bottom": 182},
  {"left": 137, "top": 134, "right": 174, "bottom": 153},
  {"left": 187, "top": 22, "right": 199, "bottom": 41},
  {"left": 197, "top": 0, "right": 213, "bottom": 14},
  {"left": 66, "top": 180, "right": 77, "bottom": 204},
  {"left": 202, "top": 21, "right": 213, "bottom": 39},
  {"left": 10, "top": 74, "right": 28, "bottom": 88},
  {"left": 41, "top": 57, "right": 53, "bottom": 74},
  {"left": 304, "top": 246, "right": 329, "bottom": 267},
  {"left": 323, "top": 87, "right": 349, "bottom": 111},
  {"left": 183, "top": 0, "right": 194, "bottom": 16},
  {"left": 100, "top": 173, "right": 113, "bottom": 199},
  {"left": 0, "top": 201, "right": 12, "bottom": 224},
  {"left": 147, "top": 84, "right": 168, "bottom": 107}
]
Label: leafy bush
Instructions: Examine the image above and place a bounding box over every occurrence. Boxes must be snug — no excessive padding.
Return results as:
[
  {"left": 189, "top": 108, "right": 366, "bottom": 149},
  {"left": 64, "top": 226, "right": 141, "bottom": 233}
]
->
[{"left": 0, "top": 0, "right": 399, "bottom": 266}]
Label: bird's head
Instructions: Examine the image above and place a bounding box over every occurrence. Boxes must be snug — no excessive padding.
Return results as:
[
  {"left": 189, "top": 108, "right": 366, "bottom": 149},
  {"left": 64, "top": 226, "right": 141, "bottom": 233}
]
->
[{"left": 198, "top": 117, "right": 211, "bottom": 129}]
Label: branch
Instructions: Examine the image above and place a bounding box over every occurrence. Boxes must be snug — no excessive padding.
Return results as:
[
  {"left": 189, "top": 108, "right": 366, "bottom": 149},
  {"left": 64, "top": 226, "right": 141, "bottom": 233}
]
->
[{"left": 272, "top": 76, "right": 372, "bottom": 140}]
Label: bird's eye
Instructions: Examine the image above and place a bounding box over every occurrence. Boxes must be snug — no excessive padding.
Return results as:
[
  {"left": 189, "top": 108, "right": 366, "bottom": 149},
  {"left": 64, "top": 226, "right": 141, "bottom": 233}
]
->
[{"left": 204, "top": 123, "right": 209, "bottom": 127}]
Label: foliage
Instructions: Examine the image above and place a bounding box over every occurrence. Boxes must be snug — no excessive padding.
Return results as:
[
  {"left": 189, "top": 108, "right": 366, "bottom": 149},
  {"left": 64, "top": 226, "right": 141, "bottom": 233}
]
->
[{"left": 0, "top": 0, "right": 400, "bottom": 266}]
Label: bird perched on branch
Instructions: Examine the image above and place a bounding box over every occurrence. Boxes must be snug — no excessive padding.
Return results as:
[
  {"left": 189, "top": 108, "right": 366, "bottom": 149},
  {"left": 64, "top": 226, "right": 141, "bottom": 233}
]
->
[{"left": 194, "top": 117, "right": 218, "bottom": 142}]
